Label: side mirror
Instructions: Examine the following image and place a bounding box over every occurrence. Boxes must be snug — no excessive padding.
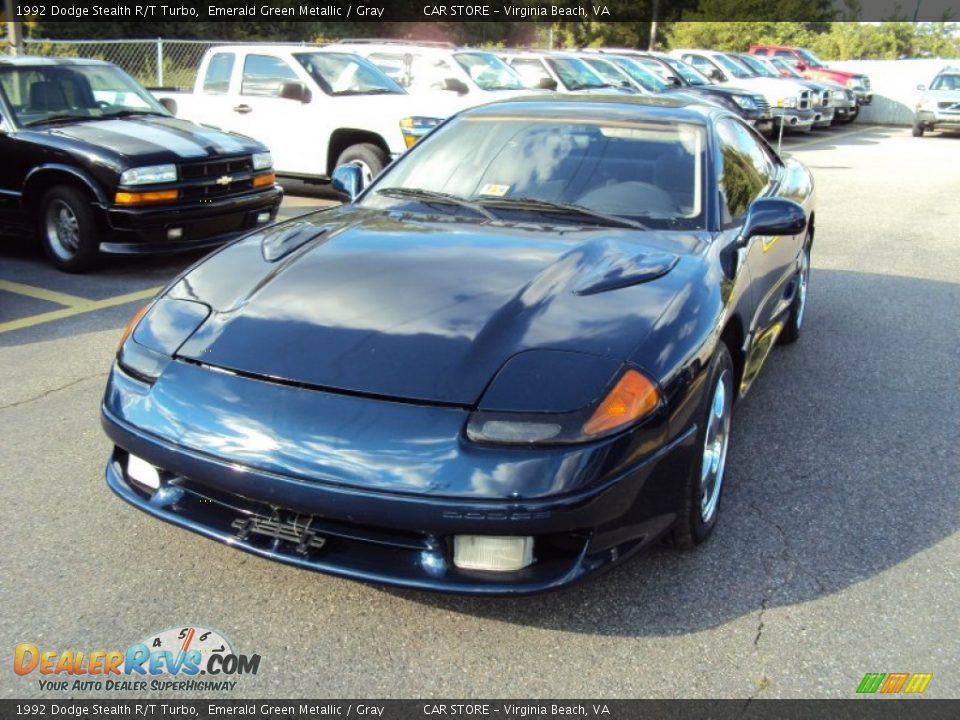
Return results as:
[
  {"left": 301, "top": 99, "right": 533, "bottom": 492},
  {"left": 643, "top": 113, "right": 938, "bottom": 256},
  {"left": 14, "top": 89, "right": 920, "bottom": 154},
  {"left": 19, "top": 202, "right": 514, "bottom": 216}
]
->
[
  {"left": 442, "top": 77, "right": 469, "bottom": 95},
  {"left": 916, "top": 83, "right": 926, "bottom": 91},
  {"left": 279, "top": 81, "right": 311, "bottom": 103},
  {"left": 669, "top": 76, "right": 682, "bottom": 87},
  {"left": 795, "top": 61, "right": 806, "bottom": 71},
  {"left": 739, "top": 197, "right": 807, "bottom": 246},
  {"left": 537, "top": 76, "right": 559, "bottom": 91},
  {"left": 708, "top": 67, "right": 725, "bottom": 82},
  {"left": 331, "top": 163, "right": 364, "bottom": 203},
  {"left": 157, "top": 97, "right": 178, "bottom": 115}
]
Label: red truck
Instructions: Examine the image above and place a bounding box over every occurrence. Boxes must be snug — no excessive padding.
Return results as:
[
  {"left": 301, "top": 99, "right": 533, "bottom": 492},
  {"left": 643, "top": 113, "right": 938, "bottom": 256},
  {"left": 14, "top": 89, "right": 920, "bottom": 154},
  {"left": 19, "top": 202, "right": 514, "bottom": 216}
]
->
[{"left": 750, "top": 45, "right": 872, "bottom": 117}]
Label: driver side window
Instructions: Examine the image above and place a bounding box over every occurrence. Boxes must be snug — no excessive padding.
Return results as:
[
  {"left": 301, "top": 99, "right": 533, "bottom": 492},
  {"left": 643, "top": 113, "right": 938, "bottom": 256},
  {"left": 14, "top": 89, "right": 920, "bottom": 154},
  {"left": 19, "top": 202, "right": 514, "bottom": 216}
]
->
[{"left": 716, "top": 118, "right": 776, "bottom": 224}]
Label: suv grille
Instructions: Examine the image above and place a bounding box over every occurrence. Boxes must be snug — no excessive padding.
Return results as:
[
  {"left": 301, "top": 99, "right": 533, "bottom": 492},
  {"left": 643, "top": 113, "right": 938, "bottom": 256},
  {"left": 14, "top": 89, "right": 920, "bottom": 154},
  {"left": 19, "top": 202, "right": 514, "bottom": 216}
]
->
[
  {"left": 798, "top": 90, "right": 810, "bottom": 110},
  {"left": 754, "top": 96, "right": 770, "bottom": 113},
  {"left": 179, "top": 156, "right": 256, "bottom": 201}
]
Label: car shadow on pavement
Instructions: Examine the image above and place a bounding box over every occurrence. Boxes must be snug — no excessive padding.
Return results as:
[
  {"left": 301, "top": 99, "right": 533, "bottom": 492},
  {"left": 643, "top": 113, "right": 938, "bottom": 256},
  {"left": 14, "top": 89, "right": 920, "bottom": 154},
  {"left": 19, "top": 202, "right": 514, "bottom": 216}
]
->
[{"left": 386, "top": 269, "right": 960, "bottom": 637}]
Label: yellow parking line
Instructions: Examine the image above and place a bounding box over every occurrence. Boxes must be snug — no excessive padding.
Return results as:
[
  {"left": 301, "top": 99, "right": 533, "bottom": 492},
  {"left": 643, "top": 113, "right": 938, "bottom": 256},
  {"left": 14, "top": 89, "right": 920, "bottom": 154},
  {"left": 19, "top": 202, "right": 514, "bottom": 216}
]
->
[
  {"left": 0, "top": 287, "right": 161, "bottom": 334},
  {"left": 0, "top": 279, "right": 92, "bottom": 307}
]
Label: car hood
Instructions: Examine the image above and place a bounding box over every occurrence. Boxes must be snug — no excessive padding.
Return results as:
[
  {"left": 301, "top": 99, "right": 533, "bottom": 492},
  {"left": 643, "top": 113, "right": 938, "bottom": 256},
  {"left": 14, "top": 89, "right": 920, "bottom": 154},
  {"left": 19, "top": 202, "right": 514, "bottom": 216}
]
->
[
  {"left": 38, "top": 115, "right": 266, "bottom": 162},
  {"left": 927, "top": 89, "right": 960, "bottom": 103},
  {"left": 171, "top": 207, "right": 705, "bottom": 406},
  {"left": 727, "top": 77, "right": 807, "bottom": 98},
  {"left": 327, "top": 91, "right": 462, "bottom": 120}
]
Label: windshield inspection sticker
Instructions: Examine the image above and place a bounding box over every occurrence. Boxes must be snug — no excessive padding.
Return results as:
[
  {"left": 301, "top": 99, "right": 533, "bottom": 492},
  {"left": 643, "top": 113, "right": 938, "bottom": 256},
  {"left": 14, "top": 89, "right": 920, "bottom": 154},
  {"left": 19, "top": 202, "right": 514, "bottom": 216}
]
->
[{"left": 478, "top": 183, "right": 511, "bottom": 197}]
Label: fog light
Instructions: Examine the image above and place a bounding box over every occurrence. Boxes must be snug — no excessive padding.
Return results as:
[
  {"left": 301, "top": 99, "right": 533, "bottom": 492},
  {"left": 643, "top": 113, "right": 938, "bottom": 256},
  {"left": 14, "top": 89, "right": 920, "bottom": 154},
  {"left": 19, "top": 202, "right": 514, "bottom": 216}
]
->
[
  {"left": 453, "top": 536, "right": 534, "bottom": 572},
  {"left": 256, "top": 212, "right": 271, "bottom": 224},
  {"left": 127, "top": 454, "right": 160, "bottom": 491},
  {"left": 167, "top": 227, "right": 183, "bottom": 240}
]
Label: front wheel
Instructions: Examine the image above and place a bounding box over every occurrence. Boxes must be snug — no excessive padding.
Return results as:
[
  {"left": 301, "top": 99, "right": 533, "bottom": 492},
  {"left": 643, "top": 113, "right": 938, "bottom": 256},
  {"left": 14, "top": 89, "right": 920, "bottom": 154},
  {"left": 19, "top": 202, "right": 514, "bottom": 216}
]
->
[
  {"left": 335, "top": 143, "right": 388, "bottom": 187},
  {"left": 668, "top": 342, "right": 735, "bottom": 549},
  {"left": 779, "top": 241, "right": 811, "bottom": 345},
  {"left": 912, "top": 121, "right": 925, "bottom": 137},
  {"left": 39, "top": 185, "right": 100, "bottom": 272}
]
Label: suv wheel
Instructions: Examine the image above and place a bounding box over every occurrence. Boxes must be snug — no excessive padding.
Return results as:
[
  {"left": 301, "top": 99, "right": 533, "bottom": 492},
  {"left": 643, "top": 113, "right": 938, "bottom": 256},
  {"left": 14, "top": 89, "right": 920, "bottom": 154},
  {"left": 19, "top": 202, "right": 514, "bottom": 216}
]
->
[
  {"left": 336, "top": 143, "right": 388, "bottom": 186},
  {"left": 912, "top": 122, "right": 925, "bottom": 137}
]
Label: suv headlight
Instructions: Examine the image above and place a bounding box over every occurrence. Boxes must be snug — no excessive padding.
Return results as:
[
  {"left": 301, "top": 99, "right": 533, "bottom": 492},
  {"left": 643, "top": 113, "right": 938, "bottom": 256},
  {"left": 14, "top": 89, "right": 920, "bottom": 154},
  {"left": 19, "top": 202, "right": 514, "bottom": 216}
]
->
[
  {"left": 400, "top": 116, "right": 442, "bottom": 148},
  {"left": 776, "top": 97, "right": 798, "bottom": 109},
  {"left": 252, "top": 152, "right": 272, "bottom": 171},
  {"left": 732, "top": 95, "right": 757, "bottom": 110},
  {"left": 832, "top": 89, "right": 845, "bottom": 100},
  {"left": 119, "top": 164, "right": 177, "bottom": 185}
]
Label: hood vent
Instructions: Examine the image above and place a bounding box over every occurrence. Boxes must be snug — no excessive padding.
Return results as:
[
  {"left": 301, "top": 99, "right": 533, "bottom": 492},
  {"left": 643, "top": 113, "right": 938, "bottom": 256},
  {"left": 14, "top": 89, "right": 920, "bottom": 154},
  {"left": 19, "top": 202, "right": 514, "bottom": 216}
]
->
[{"left": 574, "top": 250, "right": 679, "bottom": 296}]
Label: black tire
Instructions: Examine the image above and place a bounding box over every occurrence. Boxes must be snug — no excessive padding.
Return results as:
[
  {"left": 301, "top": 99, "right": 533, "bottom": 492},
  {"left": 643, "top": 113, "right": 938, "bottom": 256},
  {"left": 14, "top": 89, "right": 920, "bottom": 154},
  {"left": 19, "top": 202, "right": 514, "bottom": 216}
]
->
[
  {"left": 668, "top": 341, "right": 735, "bottom": 549},
  {"left": 779, "top": 240, "right": 811, "bottom": 345},
  {"left": 335, "top": 143, "right": 388, "bottom": 186},
  {"left": 39, "top": 185, "right": 99, "bottom": 272},
  {"left": 842, "top": 105, "right": 860, "bottom": 124},
  {"left": 912, "top": 122, "right": 925, "bottom": 137}
]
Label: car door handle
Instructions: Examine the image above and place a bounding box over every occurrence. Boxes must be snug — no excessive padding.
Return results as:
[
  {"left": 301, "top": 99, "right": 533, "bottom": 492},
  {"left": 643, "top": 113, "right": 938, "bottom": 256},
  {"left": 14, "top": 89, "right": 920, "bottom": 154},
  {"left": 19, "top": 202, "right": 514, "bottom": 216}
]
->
[{"left": 233, "top": 104, "right": 253, "bottom": 114}]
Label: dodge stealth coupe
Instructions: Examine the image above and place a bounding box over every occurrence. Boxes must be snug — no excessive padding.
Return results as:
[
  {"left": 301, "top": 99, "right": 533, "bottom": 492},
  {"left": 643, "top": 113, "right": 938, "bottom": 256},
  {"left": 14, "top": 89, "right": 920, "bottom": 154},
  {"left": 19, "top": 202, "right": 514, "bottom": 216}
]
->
[{"left": 102, "top": 95, "right": 815, "bottom": 594}]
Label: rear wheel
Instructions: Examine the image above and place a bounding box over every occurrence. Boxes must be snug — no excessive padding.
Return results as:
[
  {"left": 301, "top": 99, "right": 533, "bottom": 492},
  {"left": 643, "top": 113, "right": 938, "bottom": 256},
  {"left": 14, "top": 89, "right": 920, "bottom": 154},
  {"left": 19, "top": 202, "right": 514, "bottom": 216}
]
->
[
  {"left": 912, "top": 121, "right": 925, "bottom": 137},
  {"left": 668, "top": 342, "right": 734, "bottom": 549},
  {"left": 39, "top": 185, "right": 99, "bottom": 272},
  {"left": 335, "top": 143, "right": 388, "bottom": 186},
  {"left": 780, "top": 240, "right": 811, "bottom": 345}
]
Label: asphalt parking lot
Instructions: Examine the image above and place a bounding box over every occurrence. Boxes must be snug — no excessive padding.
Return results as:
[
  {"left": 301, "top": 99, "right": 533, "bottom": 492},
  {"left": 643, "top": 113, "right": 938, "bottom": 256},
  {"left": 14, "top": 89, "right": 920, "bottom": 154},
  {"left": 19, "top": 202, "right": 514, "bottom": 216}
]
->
[{"left": 1, "top": 126, "right": 958, "bottom": 699}]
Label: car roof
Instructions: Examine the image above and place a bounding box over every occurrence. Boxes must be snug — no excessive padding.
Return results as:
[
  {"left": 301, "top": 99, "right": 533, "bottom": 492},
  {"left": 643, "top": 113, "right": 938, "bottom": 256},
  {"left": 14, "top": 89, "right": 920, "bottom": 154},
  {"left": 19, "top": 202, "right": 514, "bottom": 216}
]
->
[
  {"left": 460, "top": 93, "right": 716, "bottom": 124},
  {"left": 0, "top": 56, "right": 112, "bottom": 67}
]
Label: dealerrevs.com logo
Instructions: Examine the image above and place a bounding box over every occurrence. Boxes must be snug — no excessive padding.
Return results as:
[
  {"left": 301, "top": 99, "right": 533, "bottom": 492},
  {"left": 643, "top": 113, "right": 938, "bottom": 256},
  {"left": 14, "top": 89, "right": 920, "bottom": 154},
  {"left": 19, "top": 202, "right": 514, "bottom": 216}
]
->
[{"left": 14, "top": 626, "right": 261, "bottom": 692}]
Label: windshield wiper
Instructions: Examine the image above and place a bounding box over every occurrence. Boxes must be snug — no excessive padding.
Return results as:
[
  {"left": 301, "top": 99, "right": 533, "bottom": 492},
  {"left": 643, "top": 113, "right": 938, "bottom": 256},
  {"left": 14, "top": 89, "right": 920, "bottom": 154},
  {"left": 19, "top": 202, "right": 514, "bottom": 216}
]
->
[
  {"left": 376, "top": 187, "right": 496, "bottom": 220},
  {"left": 23, "top": 114, "right": 91, "bottom": 127},
  {"left": 98, "top": 109, "right": 168, "bottom": 119},
  {"left": 332, "top": 88, "right": 398, "bottom": 96},
  {"left": 479, "top": 196, "right": 649, "bottom": 230}
]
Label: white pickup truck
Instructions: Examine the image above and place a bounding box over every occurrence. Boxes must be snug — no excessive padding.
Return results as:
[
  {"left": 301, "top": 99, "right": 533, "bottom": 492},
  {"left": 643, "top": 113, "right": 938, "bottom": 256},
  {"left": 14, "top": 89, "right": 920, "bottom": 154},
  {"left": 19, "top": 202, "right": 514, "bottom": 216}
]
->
[{"left": 153, "top": 45, "right": 460, "bottom": 182}]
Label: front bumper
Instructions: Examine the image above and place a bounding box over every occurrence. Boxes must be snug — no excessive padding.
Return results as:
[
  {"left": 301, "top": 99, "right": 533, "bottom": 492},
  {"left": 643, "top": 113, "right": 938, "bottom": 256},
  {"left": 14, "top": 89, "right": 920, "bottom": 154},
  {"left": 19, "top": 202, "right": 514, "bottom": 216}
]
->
[
  {"left": 99, "top": 186, "right": 282, "bottom": 254},
  {"left": 100, "top": 361, "right": 698, "bottom": 595},
  {"left": 916, "top": 109, "right": 960, "bottom": 131},
  {"left": 776, "top": 107, "right": 817, "bottom": 131},
  {"left": 813, "top": 106, "right": 836, "bottom": 127}
]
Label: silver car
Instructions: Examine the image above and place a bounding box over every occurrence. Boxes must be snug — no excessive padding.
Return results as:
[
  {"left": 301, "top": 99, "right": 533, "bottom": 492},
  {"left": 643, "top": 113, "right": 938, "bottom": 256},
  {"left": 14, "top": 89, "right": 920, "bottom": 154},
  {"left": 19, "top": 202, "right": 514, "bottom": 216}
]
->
[{"left": 914, "top": 67, "right": 960, "bottom": 136}]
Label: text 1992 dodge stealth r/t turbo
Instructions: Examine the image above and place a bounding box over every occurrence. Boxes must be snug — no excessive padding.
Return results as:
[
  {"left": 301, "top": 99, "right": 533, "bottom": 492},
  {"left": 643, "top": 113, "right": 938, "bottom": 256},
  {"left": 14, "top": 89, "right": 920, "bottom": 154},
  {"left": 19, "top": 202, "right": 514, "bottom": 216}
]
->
[{"left": 102, "top": 95, "right": 814, "bottom": 594}]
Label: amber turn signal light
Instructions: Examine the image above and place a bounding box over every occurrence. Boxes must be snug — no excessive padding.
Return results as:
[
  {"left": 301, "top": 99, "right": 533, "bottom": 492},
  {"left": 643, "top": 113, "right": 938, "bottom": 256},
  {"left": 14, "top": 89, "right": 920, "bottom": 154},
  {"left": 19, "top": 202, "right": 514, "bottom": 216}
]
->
[
  {"left": 115, "top": 190, "right": 179, "bottom": 205},
  {"left": 582, "top": 369, "right": 660, "bottom": 437},
  {"left": 252, "top": 173, "right": 276, "bottom": 188},
  {"left": 116, "top": 303, "right": 151, "bottom": 352}
]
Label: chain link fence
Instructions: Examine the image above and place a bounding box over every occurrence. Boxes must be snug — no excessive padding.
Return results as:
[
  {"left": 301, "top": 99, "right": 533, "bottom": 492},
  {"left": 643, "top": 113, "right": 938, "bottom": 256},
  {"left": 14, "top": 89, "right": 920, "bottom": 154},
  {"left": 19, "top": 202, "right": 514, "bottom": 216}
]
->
[{"left": 13, "top": 39, "right": 321, "bottom": 89}]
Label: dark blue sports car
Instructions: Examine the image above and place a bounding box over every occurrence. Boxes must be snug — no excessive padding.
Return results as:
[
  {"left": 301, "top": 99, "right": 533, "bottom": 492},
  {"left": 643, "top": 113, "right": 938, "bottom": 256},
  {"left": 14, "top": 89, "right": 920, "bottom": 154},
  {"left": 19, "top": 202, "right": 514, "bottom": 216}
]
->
[{"left": 103, "top": 95, "right": 815, "bottom": 594}]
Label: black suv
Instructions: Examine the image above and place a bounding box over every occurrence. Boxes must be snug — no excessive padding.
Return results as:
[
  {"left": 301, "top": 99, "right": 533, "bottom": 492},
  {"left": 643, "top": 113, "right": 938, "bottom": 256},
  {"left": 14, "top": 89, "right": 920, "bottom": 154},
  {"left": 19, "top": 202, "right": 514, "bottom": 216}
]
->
[{"left": 0, "top": 57, "right": 282, "bottom": 271}]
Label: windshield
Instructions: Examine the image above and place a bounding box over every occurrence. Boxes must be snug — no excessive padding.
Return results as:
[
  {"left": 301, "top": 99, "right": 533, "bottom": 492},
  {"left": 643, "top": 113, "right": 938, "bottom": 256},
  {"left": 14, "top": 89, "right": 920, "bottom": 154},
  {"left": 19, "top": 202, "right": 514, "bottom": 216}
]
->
[
  {"left": 361, "top": 114, "right": 706, "bottom": 230},
  {"left": 931, "top": 73, "right": 960, "bottom": 90},
  {"left": 770, "top": 57, "right": 803, "bottom": 78},
  {"left": 737, "top": 54, "right": 778, "bottom": 78},
  {"left": 582, "top": 58, "right": 630, "bottom": 87},
  {"left": 546, "top": 57, "right": 608, "bottom": 90},
  {"left": 797, "top": 49, "right": 826, "bottom": 68},
  {"left": 714, "top": 54, "right": 755, "bottom": 79},
  {"left": 294, "top": 52, "right": 404, "bottom": 95},
  {"left": 454, "top": 52, "right": 524, "bottom": 91},
  {"left": 0, "top": 63, "right": 167, "bottom": 127},
  {"left": 609, "top": 57, "right": 671, "bottom": 92},
  {"left": 662, "top": 56, "right": 710, "bottom": 86}
]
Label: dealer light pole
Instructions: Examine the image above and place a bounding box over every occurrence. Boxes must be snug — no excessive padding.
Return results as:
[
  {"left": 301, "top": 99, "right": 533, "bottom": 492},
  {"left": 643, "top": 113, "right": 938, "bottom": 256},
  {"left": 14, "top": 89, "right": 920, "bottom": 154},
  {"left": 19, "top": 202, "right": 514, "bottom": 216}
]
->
[
  {"left": 5, "top": 0, "right": 23, "bottom": 55},
  {"left": 648, "top": 0, "right": 659, "bottom": 50}
]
